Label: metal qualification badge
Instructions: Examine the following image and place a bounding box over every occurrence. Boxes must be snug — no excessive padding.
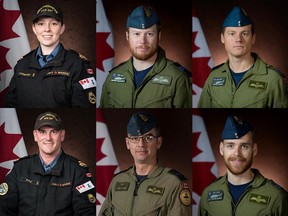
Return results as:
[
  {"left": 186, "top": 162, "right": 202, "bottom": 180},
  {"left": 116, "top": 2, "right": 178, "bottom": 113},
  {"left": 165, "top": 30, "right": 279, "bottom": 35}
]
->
[{"left": 0, "top": 183, "right": 8, "bottom": 196}]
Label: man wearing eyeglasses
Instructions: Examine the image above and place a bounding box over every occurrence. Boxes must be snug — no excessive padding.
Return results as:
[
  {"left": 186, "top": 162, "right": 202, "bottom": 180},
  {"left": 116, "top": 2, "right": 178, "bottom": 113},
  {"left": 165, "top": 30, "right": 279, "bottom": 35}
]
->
[
  {"left": 99, "top": 111, "right": 192, "bottom": 215},
  {"left": 0, "top": 111, "right": 96, "bottom": 215}
]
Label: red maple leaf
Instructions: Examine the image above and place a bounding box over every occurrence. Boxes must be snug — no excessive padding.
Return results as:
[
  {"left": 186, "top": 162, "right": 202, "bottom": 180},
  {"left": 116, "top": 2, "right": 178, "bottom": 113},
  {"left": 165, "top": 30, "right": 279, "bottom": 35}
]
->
[
  {"left": 96, "top": 32, "right": 114, "bottom": 72},
  {"left": 192, "top": 162, "right": 217, "bottom": 196},
  {"left": 0, "top": 122, "right": 22, "bottom": 181},
  {"left": 96, "top": 138, "right": 106, "bottom": 162},
  {"left": 0, "top": 45, "right": 12, "bottom": 74},
  {"left": 96, "top": 165, "right": 118, "bottom": 203},
  {"left": 192, "top": 132, "right": 202, "bottom": 158},
  {"left": 0, "top": 2, "right": 21, "bottom": 42},
  {"left": 192, "top": 57, "right": 211, "bottom": 88}
]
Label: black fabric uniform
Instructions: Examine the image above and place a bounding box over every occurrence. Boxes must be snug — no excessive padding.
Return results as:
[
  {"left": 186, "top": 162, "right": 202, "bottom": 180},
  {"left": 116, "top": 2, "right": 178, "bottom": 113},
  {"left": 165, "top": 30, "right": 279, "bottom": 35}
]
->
[
  {"left": 0, "top": 150, "right": 96, "bottom": 216},
  {"left": 4, "top": 43, "right": 96, "bottom": 108}
]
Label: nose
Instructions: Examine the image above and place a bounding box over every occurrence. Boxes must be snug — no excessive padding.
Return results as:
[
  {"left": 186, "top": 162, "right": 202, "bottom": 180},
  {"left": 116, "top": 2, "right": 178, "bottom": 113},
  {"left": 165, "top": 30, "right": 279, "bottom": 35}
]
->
[
  {"left": 45, "top": 132, "right": 52, "bottom": 141},
  {"left": 44, "top": 23, "right": 51, "bottom": 32},
  {"left": 139, "top": 34, "right": 146, "bottom": 44},
  {"left": 137, "top": 138, "right": 145, "bottom": 147},
  {"left": 235, "top": 33, "right": 242, "bottom": 42},
  {"left": 233, "top": 146, "right": 242, "bottom": 156}
]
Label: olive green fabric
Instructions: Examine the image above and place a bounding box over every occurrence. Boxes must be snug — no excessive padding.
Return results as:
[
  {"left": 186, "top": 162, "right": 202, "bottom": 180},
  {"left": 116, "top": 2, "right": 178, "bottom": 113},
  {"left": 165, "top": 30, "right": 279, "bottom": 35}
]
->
[
  {"left": 99, "top": 165, "right": 192, "bottom": 216},
  {"left": 100, "top": 47, "right": 192, "bottom": 108},
  {"left": 198, "top": 53, "right": 288, "bottom": 108},
  {"left": 198, "top": 169, "right": 288, "bottom": 216}
]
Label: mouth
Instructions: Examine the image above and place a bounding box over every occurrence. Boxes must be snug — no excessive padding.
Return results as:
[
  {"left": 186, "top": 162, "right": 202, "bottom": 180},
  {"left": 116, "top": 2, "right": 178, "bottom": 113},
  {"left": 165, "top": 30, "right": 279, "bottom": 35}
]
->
[{"left": 42, "top": 35, "right": 53, "bottom": 40}]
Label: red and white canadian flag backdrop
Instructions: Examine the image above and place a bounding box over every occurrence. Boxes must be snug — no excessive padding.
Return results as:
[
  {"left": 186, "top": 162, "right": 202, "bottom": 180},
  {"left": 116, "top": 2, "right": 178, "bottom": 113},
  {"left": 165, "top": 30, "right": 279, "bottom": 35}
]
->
[
  {"left": 0, "top": 0, "right": 30, "bottom": 106},
  {"left": 96, "top": 0, "right": 114, "bottom": 107},
  {"left": 192, "top": 109, "right": 218, "bottom": 215},
  {"left": 192, "top": 8, "right": 213, "bottom": 108},
  {"left": 96, "top": 109, "right": 120, "bottom": 215},
  {"left": 0, "top": 108, "right": 27, "bottom": 183}
]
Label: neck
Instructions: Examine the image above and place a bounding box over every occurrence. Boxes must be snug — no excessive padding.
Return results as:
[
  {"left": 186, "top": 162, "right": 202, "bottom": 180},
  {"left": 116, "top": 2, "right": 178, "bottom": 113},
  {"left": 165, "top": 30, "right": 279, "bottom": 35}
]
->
[
  {"left": 135, "top": 161, "right": 157, "bottom": 175},
  {"left": 40, "top": 43, "right": 59, "bottom": 55},
  {"left": 40, "top": 149, "right": 61, "bottom": 165},
  {"left": 227, "top": 169, "right": 254, "bottom": 185},
  {"left": 228, "top": 53, "right": 254, "bottom": 73},
  {"left": 133, "top": 53, "right": 157, "bottom": 71}
]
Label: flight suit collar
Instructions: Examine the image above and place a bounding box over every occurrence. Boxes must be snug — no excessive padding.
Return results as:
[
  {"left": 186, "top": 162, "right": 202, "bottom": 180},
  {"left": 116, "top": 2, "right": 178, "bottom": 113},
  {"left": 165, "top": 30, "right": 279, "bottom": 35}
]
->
[{"left": 129, "top": 164, "right": 164, "bottom": 180}]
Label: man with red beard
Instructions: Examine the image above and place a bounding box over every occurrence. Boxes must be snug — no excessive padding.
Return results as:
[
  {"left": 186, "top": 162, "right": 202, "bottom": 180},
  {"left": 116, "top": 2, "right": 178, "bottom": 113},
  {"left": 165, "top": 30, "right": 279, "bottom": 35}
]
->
[
  {"left": 198, "top": 115, "right": 288, "bottom": 216},
  {"left": 100, "top": 6, "right": 192, "bottom": 108},
  {"left": 99, "top": 111, "right": 192, "bottom": 215}
]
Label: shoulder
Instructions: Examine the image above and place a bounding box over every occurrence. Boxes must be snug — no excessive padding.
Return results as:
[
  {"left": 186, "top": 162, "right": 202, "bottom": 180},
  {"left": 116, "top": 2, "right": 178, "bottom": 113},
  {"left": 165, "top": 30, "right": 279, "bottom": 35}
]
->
[
  {"left": 113, "top": 166, "right": 132, "bottom": 178},
  {"left": 172, "top": 62, "right": 192, "bottom": 78},
  {"left": 167, "top": 169, "right": 188, "bottom": 181},
  {"left": 13, "top": 154, "right": 37, "bottom": 165},
  {"left": 266, "top": 65, "right": 286, "bottom": 78},
  {"left": 17, "top": 50, "right": 35, "bottom": 62},
  {"left": 65, "top": 154, "right": 90, "bottom": 171},
  {"left": 268, "top": 179, "right": 288, "bottom": 195},
  {"left": 67, "top": 49, "right": 90, "bottom": 62},
  {"left": 211, "top": 63, "right": 225, "bottom": 72},
  {"left": 110, "top": 60, "right": 129, "bottom": 73}
]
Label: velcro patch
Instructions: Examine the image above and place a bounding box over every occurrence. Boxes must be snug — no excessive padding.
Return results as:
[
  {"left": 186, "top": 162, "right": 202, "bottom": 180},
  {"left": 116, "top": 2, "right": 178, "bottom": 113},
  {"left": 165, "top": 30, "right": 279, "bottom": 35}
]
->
[
  {"left": 0, "top": 183, "right": 8, "bottom": 195},
  {"left": 79, "top": 77, "right": 96, "bottom": 89},
  {"left": 115, "top": 182, "right": 130, "bottom": 191},
  {"left": 207, "top": 190, "right": 224, "bottom": 201},
  {"left": 248, "top": 80, "right": 267, "bottom": 90},
  {"left": 212, "top": 77, "right": 226, "bottom": 86},
  {"left": 151, "top": 75, "right": 172, "bottom": 85},
  {"left": 249, "top": 193, "right": 270, "bottom": 205},
  {"left": 146, "top": 185, "right": 164, "bottom": 195},
  {"left": 179, "top": 188, "right": 192, "bottom": 206},
  {"left": 111, "top": 74, "right": 126, "bottom": 83},
  {"left": 76, "top": 181, "right": 95, "bottom": 194}
]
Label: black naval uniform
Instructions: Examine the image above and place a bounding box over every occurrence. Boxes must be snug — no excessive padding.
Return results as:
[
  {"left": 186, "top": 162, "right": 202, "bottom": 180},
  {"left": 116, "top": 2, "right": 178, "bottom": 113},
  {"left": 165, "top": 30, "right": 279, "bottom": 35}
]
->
[
  {"left": 4, "top": 43, "right": 96, "bottom": 108},
  {"left": 0, "top": 150, "right": 96, "bottom": 216}
]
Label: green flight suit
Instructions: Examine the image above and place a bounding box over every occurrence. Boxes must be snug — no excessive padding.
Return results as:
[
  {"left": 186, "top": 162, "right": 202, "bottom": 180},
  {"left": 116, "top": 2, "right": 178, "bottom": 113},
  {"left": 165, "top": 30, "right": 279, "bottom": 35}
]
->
[
  {"left": 198, "top": 53, "right": 288, "bottom": 108},
  {"left": 99, "top": 165, "right": 192, "bottom": 216},
  {"left": 100, "top": 47, "right": 192, "bottom": 108},
  {"left": 198, "top": 169, "right": 288, "bottom": 216}
]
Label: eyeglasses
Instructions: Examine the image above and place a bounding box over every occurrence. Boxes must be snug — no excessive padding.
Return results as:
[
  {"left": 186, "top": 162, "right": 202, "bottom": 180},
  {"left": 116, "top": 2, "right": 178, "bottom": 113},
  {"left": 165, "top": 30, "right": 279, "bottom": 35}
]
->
[{"left": 127, "top": 135, "right": 158, "bottom": 144}]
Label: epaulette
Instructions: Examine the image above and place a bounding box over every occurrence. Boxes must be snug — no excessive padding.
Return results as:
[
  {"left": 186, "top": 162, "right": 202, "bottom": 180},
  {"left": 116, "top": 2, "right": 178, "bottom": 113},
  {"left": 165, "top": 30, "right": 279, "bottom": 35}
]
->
[
  {"left": 113, "top": 166, "right": 132, "bottom": 177},
  {"left": 174, "top": 62, "right": 191, "bottom": 78},
  {"left": 109, "top": 61, "right": 128, "bottom": 73},
  {"left": 211, "top": 63, "right": 225, "bottom": 72},
  {"left": 66, "top": 154, "right": 89, "bottom": 170},
  {"left": 270, "top": 180, "right": 288, "bottom": 193},
  {"left": 17, "top": 50, "right": 34, "bottom": 62},
  {"left": 14, "top": 154, "right": 33, "bottom": 163},
  {"left": 168, "top": 169, "right": 187, "bottom": 181},
  {"left": 267, "top": 65, "right": 285, "bottom": 77},
  {"left": 69, "top": 49, "right": 89, "bottom": 61}
]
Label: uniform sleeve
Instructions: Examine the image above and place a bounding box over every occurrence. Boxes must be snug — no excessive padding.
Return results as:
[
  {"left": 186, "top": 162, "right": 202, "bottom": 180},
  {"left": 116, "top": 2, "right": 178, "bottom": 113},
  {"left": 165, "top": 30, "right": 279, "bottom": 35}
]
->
[
  {"left": 166, "top": 179, "right": 192, "bottom": 216},
  {"left": 268, "top": 74, "right": 288, "bottom": 108},
  {"left": 71, "top": 57, "right": 96, "bottom": 108},
  {"left": 197, "top": 77, "right": 213, "bottom": 108},
  {"left": 3, "top": 71, "right": 18, "bottom": 108},
  {"left": 0, "top": 166, "right": 19, "bottom": 215},
  {"left": 173, "top": 74, "right": 192, "bottom": 108},
  {"left": 72, "top": 164, "right": 96, "bottom": 215},
  {"left": 98, "top": 180, "right": 114, "bottom": 216}
]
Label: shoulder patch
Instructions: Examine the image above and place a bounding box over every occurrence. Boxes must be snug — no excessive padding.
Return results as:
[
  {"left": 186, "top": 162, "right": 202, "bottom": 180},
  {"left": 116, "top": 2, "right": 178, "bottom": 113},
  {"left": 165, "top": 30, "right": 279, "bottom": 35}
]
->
[
  {"left": 168, "top": 169, "right": 187, "bottom": 181},
  {"left": 174, "top": 62, "right": 191, "bottom": 78},
  {"left": 211, "top": 63, "right": 225, "bottom": 71}
]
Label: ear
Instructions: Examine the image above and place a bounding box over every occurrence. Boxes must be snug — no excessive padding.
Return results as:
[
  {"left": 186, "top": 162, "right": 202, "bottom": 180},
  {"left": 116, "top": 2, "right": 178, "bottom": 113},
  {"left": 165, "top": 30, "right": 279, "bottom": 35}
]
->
[
  {"left": 33, "top": 130, "right": 38, "bottom": 142},
  {"left": 156, "top": 136, "right": 163, "bottom": 149},
  {"left": 32, "top": 24, "right": 37, "bottom": 35},
  {"left": 60, "top": 24, "right": 65, "bottom": 35},
  {"left": 253, "top": 142, "right": 258, "bottom": 157},
  {"left": 221, "top": 33, "right": 225, "bottom": 44},
  {"left": 125, "top": 137, "right": 130, "bottom": 150},
  {"left": 60, "top": 130, "right": 65, "bottom": 142},
  {"left": 219, "top": 141, "right": 224, "bottom": 156},
  {"left": 126, "top": 30, "right": 129, "bottom": 41}
]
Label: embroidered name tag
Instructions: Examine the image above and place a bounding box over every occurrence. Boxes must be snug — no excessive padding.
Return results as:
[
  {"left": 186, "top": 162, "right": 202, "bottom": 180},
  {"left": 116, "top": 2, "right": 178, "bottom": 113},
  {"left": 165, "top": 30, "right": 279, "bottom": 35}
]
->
[
  {"left": 19, "top": 72, "right": 35, "bottom": 77},
  {"left": 207, "top": 190, "right": 224, "bottom": 201},
  {"left": 76, "top": 181, "right": 95, "bottom": 193},
  {"left": 151, "top": 75, "right": 172, "bottom": 85},
  {"left": 249, "top": 193, "right": 270, "bottom": 205},
  {"left": 46, "top": 71, "right": 70, "bottom": 77},
  {"left": 146, "top": 185, "right": 164, "bottom": 195},
  {"left": 115, "top": 182, "right": 130, "bottom": 191},
  {"left": 111, "top": 74, "right": 126, "bottom": 83},
  {"left": 212, "top": 77, "right": 226, "bottom": 86},
  {"left": 19, "top": 177, "right": 39, "bottom": 186},
  {"left": 51, "top": 182, "right": 72, "bottom": 187},
  {"left": 248, "top": 80, "right": 267, "bottom": 90}
]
